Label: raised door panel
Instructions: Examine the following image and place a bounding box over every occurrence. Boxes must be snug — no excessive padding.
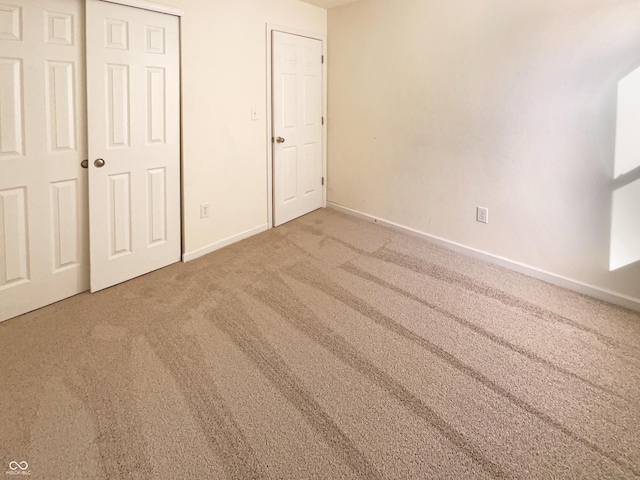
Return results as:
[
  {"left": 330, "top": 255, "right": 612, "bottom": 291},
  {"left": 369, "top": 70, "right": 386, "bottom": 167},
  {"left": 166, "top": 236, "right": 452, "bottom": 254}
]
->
[
  {"left": 45, "top": 11, "right": 74, "bottom": 46},
  {"left": 0, "top": 187, "right": 29, "bottom": 288},
  {"left": 283, "top": 147, "right": 297, "bottom": 203},
  {"left": 146, "top": 67, "right": 166, "bottom": 144},
  {"left": 50, "top": 180, "right": 80, "bottom": 271},
  {"left": 145, "top": 25, "right": 164, "bottom": 54},
  {"left": 282, "top": 74, "right": 297, "bottom": 130},
  {"left": 302, "top": 143, "right": 319, "bottom": 197},
  {"left": 45, "top": 61, "right": 77, "bottom": 152},
  {"left": 147, "top": 167, "right": 167, "bottom": 246},
  {"left": 106, "top": 64, "right": 131, "bottom": 148},
  {"left": 304, "top": 76, "right": 319, "bottom": 127},
  {"left": 0, "top": 58, "right": 25, "bottom": 157},
  {"left": 0, "top": 5, "right": 21, "bottom": 41},
  {"left": 108, "top": 173, "right": 132, "bottom": 258},
  {"left": 105, "top": 18, "right": 128, "bottom": 50}
]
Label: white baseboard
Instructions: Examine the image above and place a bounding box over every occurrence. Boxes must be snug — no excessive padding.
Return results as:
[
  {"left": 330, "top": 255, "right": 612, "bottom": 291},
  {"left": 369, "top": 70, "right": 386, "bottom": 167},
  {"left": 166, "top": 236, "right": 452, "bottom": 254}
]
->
[
  {"left": 327, "top": 202, "right": 640, "bottom": 313},
  {"left": 182, "top": 223, "right": 269, "bottom": 263}
]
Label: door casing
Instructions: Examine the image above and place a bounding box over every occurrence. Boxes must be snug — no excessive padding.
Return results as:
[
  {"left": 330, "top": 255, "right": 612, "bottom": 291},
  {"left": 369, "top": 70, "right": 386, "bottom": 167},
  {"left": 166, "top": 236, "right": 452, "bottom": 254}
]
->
[
  {"left": 266, "top": 24, "right": 327, "bottom": 228},
  {"left": 98, "top": 0, "right": 183, "bottom": 17}
]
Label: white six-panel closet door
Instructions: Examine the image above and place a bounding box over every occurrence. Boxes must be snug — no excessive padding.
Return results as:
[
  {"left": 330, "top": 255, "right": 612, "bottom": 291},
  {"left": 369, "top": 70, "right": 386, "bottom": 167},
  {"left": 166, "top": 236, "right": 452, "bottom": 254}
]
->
[
  {"left": 0, "top": 0, "right": 89, "bottom": 322},
  {"left": 0, "top": 0, "right": 181, "bottom": 322},
  {"left": 86, "top": 0, "right": 181, "bottom": 293}
]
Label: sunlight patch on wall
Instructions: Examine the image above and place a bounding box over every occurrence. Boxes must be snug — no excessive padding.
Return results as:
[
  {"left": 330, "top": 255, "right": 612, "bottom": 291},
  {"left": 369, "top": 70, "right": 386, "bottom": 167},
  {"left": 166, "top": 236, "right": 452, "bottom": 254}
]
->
[
  {"left": 610, "top": 67, "right": 640, "bottom": 271},
  {"left": 614, "top": 66, "right": 640, "bottom": 178},
  {"left": 610, "top": 180, "right": 640, "bottom": 270}
]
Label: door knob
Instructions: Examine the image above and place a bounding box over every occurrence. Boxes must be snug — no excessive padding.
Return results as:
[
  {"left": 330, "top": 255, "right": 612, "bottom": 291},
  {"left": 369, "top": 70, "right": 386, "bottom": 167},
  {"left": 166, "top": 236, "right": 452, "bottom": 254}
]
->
[
  {"left": 94, "top": 158, "right": 106, "bottom": 168},
  {"left": 276, "top": 137, "right": 285, "bottom": 144},
  {"left": 81, "top": 159, "right": 88, "bottom": 169}
]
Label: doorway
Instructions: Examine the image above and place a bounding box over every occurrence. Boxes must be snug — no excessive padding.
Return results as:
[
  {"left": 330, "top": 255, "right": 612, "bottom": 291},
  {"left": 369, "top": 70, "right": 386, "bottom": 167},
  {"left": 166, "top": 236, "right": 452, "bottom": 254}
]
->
[{"left": 267, "top": 26, "right": 327, "bottom": 227}]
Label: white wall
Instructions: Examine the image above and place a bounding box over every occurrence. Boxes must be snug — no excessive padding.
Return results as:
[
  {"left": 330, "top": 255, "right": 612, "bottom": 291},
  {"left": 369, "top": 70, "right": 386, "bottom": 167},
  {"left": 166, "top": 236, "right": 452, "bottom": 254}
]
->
[
  {"left": 154, "top": 0, "right": 326, "bottom": 257},
  {"left": 327, "top": 0, "right": 640, "bottom": 301}
]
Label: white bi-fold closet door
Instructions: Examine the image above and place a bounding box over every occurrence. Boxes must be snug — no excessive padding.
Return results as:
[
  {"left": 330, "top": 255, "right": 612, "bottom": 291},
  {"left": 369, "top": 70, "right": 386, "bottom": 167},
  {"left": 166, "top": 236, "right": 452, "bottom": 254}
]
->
[{"left": 0, "top": 0, "right": 181, "bottom": 322}]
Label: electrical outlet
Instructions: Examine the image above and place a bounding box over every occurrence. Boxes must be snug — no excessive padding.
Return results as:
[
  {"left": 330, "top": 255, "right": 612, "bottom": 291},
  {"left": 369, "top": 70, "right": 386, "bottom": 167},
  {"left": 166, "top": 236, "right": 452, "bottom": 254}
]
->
[
  {"left": 200, "top": 203, "right": 210, "bottom": 219},
  {"left": 477, "top": 206, "right": 489, "bottom": 224},
  {"left": 251, "top": 108, "right": 259, "bottom": 121}
]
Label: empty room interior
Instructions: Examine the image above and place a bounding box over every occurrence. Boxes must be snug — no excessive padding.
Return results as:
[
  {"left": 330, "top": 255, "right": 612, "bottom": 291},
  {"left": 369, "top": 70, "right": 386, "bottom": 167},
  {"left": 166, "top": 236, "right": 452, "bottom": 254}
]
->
[{"left": 1, "top": 0, "right": 640, "bottom": 478}]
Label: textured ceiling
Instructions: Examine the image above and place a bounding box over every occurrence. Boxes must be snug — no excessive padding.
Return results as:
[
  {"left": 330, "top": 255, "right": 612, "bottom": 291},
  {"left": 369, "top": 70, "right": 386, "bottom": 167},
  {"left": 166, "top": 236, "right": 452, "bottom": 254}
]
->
[{"left": 298, "top": 0, "right": 360, "bottom": 9}]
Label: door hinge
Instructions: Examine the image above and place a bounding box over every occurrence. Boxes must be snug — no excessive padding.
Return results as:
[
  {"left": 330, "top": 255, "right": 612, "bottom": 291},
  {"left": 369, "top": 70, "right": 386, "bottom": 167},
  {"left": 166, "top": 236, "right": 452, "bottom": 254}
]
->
[
  {"left": 321, "top": 55, "right": 324, "bottom": 64},
  {"left": 322, "top": 177, "right": 325, "bottom": 186},
  {"left": 271, "top": 137, "right": 274, "bottom": 143},
  {"left": 322, "top": 117, "right": 324, "bottom": 125}
]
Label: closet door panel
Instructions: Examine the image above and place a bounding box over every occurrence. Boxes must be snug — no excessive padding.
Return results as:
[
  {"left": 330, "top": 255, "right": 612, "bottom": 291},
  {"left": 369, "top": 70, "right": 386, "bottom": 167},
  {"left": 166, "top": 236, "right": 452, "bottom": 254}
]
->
[
  {"left": 86, "top": 0, "right": 181, "bottom": 293},
  {"left": 0, "top": 0, "right": 88, "bottom": 323}
]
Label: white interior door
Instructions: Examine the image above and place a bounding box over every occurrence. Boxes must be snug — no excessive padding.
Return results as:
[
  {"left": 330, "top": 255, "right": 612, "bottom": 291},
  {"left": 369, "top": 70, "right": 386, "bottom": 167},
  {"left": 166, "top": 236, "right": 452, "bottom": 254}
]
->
[
  {"left": 272, "top": 31, "right": 324, "bottom": 227},
  {"left": 86, "top": 0, "right": 181, "bottom": 292},
  {"left": 0, "top": 0, "right": 89, "bottom": 322}
]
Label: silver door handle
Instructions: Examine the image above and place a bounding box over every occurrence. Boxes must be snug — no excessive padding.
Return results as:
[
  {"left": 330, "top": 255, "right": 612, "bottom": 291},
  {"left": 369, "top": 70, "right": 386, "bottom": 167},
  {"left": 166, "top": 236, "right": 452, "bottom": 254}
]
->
[
  {"left": 81, "top": 159, "right": 88, "bottom": 168},
  {"left": 276, "top": 137, "right": 285, "bottom": 144},
  {"left": 94, "top": 158, "right": 106, "bottom": 168}
]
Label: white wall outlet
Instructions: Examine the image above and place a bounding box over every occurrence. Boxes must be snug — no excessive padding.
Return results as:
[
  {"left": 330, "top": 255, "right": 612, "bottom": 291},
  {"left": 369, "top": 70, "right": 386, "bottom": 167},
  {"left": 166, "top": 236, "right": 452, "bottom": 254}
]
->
[
  {"left": 477, "top": 206, "right": 489, "bottom": 224},
  {"left": 251, "top": 107, "right": 259, "bottom": 121},
  {"left": 200, "top": 203, "right": 210, "bottom": 219}
]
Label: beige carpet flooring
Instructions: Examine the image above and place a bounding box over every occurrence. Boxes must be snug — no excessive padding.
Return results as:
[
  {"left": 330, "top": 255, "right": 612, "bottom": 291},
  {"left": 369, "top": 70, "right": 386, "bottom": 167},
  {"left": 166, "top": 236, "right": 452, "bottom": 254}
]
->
[{"left": 1, "top": 208, "right": 639, "bottom": 479}]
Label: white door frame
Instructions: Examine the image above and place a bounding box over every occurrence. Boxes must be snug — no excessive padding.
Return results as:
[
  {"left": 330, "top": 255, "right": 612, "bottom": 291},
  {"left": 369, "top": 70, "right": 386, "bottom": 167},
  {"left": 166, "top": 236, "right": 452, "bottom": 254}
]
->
[
  {"left": 98, "top": 0, "right": 183, "bottom": 17},
  {"left": 266, "top": 24, "right": 327, "bottom": 228}
]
